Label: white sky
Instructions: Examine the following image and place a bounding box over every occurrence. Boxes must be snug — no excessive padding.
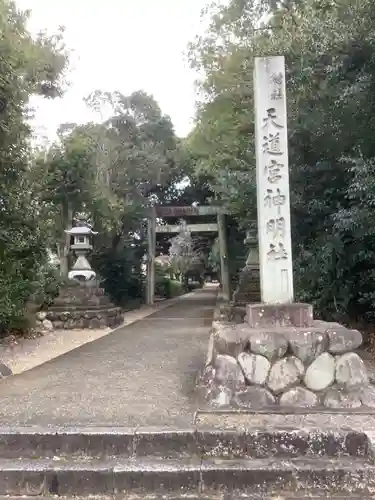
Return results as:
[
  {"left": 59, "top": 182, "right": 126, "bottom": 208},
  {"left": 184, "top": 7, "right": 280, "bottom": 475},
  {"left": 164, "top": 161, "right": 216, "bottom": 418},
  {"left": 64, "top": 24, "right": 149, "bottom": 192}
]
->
[{"left": 15, "top": 0, "right": 208, "bottom": 144}]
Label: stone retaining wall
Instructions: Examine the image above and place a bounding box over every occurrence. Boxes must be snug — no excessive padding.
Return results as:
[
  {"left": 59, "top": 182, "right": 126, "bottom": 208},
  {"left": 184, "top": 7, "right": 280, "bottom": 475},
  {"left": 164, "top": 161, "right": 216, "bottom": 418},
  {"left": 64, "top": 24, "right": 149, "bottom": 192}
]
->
[
  {"left": 200, "top": 318, "right": 375, "bottom": 409},
  {"left": 46, "top": 307, "right": 123, "bottom": 329},
  {"left": 46, "top": 282, "right": 124, "bottom": 329}
]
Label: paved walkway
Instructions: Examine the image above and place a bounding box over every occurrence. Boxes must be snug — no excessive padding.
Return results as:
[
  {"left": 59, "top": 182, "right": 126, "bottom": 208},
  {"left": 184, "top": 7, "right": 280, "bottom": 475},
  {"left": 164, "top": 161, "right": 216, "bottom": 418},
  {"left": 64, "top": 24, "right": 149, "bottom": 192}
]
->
[{"left": 0, "top": 287, "right": 218, "bottom": 427}]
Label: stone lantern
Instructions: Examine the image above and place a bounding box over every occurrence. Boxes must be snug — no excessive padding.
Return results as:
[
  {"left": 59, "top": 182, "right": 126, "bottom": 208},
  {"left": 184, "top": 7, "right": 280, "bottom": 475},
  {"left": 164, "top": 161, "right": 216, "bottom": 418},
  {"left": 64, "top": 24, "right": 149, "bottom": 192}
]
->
[
  {"left": 232, "top": 222, "right": 260, "bottom": 305},
  {"left": 65, "top": 214, "right": 98, "bottom": 281},
  {"left": 244, "top": 225, "right": 259, "bottom": 267},
  {"left": 46, "top": 214, "right": 123, "bottom": 330}
]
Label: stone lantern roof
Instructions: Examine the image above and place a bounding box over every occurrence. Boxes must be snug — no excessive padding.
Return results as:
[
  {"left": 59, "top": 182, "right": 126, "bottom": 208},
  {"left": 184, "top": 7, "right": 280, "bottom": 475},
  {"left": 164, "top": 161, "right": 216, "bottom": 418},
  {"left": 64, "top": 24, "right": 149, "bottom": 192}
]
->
[{"left": 65, "top": 226, "right": 98, "bottom": 236}]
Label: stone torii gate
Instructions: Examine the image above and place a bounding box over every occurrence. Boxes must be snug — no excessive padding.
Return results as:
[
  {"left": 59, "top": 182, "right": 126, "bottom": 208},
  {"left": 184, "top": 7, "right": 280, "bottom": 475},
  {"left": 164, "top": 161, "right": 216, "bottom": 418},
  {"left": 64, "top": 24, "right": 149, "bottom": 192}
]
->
[{"left": 146, "top": 205, "right": 230, "bottom": 304}]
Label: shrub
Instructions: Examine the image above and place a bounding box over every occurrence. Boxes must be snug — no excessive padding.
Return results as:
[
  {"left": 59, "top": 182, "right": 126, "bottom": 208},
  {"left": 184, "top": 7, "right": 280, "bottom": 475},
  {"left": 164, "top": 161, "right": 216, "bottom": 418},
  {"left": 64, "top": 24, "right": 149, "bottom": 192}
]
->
[
  {"left": 30, "top": 263, "right": 62, "bottom": 308},
  {"left": 155, "top": 276, "right": 183, "bottom": 298},
  {"left": 0, "top": 223, "right": 47, "bottom": 337},
  {"left": 91, "top": 246, "right": 144, "bottom": 306},
  {"left": 169, "top": 279, "right": 183, "bottom": 297}
]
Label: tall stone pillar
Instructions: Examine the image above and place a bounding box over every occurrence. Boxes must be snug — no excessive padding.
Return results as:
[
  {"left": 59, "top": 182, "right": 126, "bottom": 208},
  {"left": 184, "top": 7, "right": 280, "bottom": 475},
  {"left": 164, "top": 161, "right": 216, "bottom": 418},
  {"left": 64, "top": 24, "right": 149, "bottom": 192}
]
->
[{"left": 254, "top": 56, "right": 294, "bottom": 304}]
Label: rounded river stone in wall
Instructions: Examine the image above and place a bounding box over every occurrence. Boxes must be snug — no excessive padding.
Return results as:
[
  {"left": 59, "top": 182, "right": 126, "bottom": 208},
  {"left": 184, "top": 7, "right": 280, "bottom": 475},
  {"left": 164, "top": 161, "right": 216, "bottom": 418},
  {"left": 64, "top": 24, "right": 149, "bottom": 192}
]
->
[
  {"left": 326, "top": 326, "right": 363, "bottom": 354},
  {"left": 238, "top": 352, "right": 270, "bottom": 385},
  {"left": 335, "top": 352, "right": 369, "bottom": 390},
  {"left": 234, "top": 386, "right": 275, "bottom": 408},
  {"left": 304, "top": 352, "right": 335, "bottom": 392},
  {"left": 249, "top": 330, "right": 288, "bottom": 361},
  {"left": 267, "top": 356, "right": 305, "bottom": 394},
  {"left": 36, "top": 311, "right": 47, "bottom": 321},
  {"left": 42, "top": 319, "right": 54, "bottom": 331},
  {"left": 0, "top": 363, "right": 12, "bottom": 377},
  {"left": 360, "top": 385, "right": 375, "bottom": 408},
  {"left": 280, "top": 387, "right": 318, "bottom": 407},
  {"left": 287, "top": 329, "right": 328, "bottom": 364},
  {"left": 208, "top": 385, "right": 233, "bottom": 408},
  {"left": 213, "top": 322, "right": 249, "bottom": 358},
  {"left": 214, "top": 354, "right": 245, "bottom": 390},
  {"left": 324, "top": 386, "right": 362, "bottom": 408}
]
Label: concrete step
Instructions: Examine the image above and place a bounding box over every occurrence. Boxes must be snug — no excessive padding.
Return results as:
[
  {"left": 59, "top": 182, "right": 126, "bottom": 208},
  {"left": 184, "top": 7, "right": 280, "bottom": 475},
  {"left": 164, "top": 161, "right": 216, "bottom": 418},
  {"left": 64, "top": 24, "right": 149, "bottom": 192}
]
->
[
  {"left": 0, "top": 427, "right": 372, "bottom": 460},
  {"left": 1, "top": 496, "right": 374, "bottom": 500},
  {"left": 0, "top": 456, "right": 373, "bottom": 495}
]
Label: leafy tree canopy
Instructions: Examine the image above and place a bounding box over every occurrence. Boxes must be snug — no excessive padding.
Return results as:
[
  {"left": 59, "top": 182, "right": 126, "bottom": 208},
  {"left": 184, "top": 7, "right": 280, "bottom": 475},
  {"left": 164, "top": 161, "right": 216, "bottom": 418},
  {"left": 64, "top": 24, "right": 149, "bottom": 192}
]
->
[{"left": 188, "top": 0, "right": 375, "bottom": 321}]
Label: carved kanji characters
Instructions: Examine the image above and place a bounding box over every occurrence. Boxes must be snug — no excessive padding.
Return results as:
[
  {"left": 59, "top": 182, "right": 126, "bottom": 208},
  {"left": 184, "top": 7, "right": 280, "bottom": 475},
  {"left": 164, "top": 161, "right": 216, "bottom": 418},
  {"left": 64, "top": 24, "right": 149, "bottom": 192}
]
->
[
  {"left": 265, "top": 159, "right": 283, "bottom": 184},
  {"left": 262, "top": 108, "right": 283, "bottom": 129},
  {"left": 267, "top": 242, "right": 288, "bottom": 261},
  {"left": 266, "top": 217, "right": 286, "bottom": 238}
]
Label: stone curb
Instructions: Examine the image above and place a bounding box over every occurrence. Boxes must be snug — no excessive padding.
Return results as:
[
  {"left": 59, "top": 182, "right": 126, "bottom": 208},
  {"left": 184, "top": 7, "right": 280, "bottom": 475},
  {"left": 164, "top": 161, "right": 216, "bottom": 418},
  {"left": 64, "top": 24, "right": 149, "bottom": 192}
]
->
[
  {"left": 0, "top": 496, "right": 370, "bottom": 500},
  {"left": 0, "top": 455, "right": 372, "bottom": 496},
  {"left": 0, "top": 287, "right": 217, "bottom": 379},
  {"left": 0, "top": 426, "right": 372, "bottom": 460}
]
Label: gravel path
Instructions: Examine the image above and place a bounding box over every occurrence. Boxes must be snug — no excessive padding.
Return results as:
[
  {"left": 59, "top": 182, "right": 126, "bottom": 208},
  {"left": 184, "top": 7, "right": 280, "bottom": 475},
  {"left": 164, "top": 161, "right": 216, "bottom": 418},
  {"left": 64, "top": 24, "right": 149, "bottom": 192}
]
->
[
  {"left": 0, "top": 287, "right": 218, "bottom": 427},
  {"left": 0, "top": 294, "right": 200, "bottom": 376}
]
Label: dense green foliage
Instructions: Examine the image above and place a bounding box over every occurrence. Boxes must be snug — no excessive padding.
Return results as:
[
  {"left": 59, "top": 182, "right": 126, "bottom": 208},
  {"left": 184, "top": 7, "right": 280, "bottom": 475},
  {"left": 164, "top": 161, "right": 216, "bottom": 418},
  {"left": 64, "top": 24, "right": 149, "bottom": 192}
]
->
[
  {"left": 188, "top": 0, "right": 375, "bottom": 322},
  {"left": 5, "top": 0, "right": 375, "bottom": 337},
  {"left": 0, "top": 0, "right": 194, "bottom": 334},
  {"left": 0, "top": 0, "right": 68, "bottom": 334}
]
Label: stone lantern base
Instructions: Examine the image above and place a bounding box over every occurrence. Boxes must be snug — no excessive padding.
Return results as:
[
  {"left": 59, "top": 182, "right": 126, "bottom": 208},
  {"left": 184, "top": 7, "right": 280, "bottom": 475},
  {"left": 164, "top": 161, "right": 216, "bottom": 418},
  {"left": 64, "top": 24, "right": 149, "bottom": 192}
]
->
[{"left": 46, "top": 280, "right": 123, "bottom": 329}]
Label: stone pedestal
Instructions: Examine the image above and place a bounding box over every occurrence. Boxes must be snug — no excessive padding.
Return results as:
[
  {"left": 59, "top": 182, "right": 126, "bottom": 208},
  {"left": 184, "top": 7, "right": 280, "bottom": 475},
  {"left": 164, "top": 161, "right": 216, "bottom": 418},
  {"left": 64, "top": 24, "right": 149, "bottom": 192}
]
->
[
  {"left": 232, "top": 265, "right": 260, "bottom": 304},
  {"left": 246, "top": 302, "right": 313, "bottom": 328},
  {"left": 47, "top": 281, "right": 123, "bottom": 329},
  {"left": 232, "top": 230, "right": 260, "bottom": 305},
  {"left": 200, "top": 302, "right": 375, "bottom": 409}
]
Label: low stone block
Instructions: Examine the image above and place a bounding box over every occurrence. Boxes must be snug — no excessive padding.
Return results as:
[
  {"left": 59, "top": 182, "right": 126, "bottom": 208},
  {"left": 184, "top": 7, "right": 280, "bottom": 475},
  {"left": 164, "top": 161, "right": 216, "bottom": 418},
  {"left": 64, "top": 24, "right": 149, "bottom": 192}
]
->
[
  {"left": 304, "top": 352, "right": 335, "bottom": 392},
  {"left": 234, "top": 387, "right": 275, "bottom": 408},
  {"left": 286, "top": 329, "right": 328, "bottom": 365},
  {"left": 237, "top": 352, "right": 270, "bottom": 385},
  {"left": 324, "top": 386, "right": 362, "bottom": 408},
  {"left": 249, "top": 330, "right": 288, "bottom": 361},
  {"left": 267, "top": 356, "right": 304, "bottom": 394},
  {"left": 335, "top": 352, "right": 369, "bottom": 389},
  {"left": 326, "top": 325, "right": 363, "bottom": 354},
  {"left": 214, "top": 354, "right": 245, "bottom": 390},
  {"left": 279, "top": 387, "right": 318, "bottom": 407},
  {"left": 246, "top": 303, "right": 313, "bottom": 328}
]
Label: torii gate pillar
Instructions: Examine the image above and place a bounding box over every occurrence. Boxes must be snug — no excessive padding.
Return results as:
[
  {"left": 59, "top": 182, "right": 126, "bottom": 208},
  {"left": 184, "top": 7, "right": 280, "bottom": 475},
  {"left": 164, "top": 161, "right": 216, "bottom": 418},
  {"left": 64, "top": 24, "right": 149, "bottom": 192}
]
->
[
  {"left": 217, "top": 213, "right": 230, "bottom": 300},
  {"left": 146, "top": 207, "right": 156, "bottom": 305}
]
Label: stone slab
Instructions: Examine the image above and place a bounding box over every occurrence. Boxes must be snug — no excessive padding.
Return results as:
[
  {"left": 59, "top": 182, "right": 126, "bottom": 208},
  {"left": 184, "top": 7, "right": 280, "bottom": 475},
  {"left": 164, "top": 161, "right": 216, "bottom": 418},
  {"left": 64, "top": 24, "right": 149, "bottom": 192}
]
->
[
  {"left": 246, "top": 303, "right": 313, "bottom": 328},
  {"left": 0, "top": 427, "right": 371, "bottom": 460}
]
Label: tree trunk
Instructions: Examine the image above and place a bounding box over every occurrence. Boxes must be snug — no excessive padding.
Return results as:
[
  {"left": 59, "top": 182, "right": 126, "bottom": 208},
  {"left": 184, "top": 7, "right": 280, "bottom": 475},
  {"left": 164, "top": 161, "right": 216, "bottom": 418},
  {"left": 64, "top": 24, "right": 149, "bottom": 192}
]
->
[{"left": 58, "top": 204, "right": 73, "bottom": 278}]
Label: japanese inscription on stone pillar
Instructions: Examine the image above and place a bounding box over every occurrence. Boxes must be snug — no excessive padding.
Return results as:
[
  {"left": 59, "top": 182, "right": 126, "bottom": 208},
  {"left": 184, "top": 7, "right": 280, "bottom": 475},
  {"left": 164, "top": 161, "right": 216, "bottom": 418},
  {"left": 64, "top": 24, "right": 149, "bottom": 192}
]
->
[{"left": 254, "top": 56, "right": 294, "bottom": 304}]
